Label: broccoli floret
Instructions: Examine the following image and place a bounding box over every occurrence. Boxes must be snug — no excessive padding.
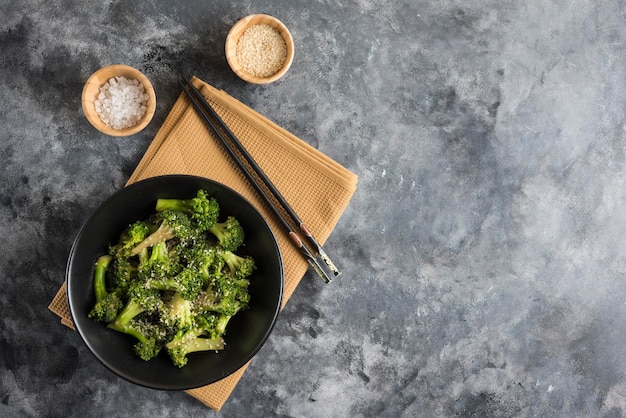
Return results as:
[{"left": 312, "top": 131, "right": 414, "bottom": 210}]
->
[
  {"left": 182, "top": 241, "right": 221, "bottom": 285},
  {"left": 109, "top": 257, "right": 137, "bottom": 296},
  {"left": 221, "top": 250, "right": 256, "bottom": 280},
  {"left": 107, "top": 282, "right": 165, "bottom": 360},
  {"left": 145, "top": 268, "right": 204, "bottom": 301},
  {"left": 155, "top": 190, "right": 220, "bottom": 232},
  {"left": 139, "top": 242, "right": 197, "bottom": 300},
  {"left": 88, "top": 290, "right": 124, "bottom": 324},
  {"left": 193, "top": 291, "right": 244, "bottom": 338},
  {"left": 109, "top": 221, "right": 151, "bottom": 259},
  {"left": 138, "top": 241, "right": 182, "bottom": 281},
  {"left": 160, "top": 291, "right": 195, "bottom": 330},
  {"left": 108, "top": 282, "right": 163, "bottom": 329},
  {"left": 138, "top": 241, "right": 168, "bottom": 280},
  {"left": 88, "top": 255, "right": 124, "bottom": 323},
  {"left": 193, "top": 251, "right": 253, "bottom": 317},
  {"left": 165, "top": 313, "right": 224, "bottom": 368},
  {"left": 131, "top": 210, "right": 193, "bottom": 255},
  {"left": 193, "top": 288, "right": 248, "bottom": 317},
  {"left": 113, "top": 318, "right": 167, "bottom": 361},
  {"left": 208, "top": 216, "right": 245, "bottom": 252}
]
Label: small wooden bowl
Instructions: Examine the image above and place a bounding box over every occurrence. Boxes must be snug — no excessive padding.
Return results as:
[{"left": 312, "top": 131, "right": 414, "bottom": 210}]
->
[
  {"left": 225, "top": 14, "right": 294, "bottom": 84},
  {"left": 82, "top": 65, "right": 156, "bottom": 136}
]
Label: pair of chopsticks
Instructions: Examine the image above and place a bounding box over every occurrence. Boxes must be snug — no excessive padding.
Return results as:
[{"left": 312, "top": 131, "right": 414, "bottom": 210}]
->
[{"left": 179, "top": 77, "right": 340, "bottom": 284}]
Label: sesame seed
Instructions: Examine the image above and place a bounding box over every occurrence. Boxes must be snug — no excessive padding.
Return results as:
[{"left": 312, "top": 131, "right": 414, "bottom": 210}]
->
[{"left": 236, "top": 24, "right": 287, "bottom": 78}]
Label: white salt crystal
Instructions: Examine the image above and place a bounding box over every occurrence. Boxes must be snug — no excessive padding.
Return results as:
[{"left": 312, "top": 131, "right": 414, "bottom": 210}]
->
[{"left": 94, "top": 76, "right": 149, "bottom": 130}]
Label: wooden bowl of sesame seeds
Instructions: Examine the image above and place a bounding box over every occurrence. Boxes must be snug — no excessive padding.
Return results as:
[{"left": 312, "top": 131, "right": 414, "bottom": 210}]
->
[{"left": 225, "top": 14, "right": 294, "bottom": 84}]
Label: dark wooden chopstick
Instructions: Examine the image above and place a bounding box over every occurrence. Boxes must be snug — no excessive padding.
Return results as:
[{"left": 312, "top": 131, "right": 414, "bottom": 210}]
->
[{"left": 179, "top": 78, "right": 340, "bottom": 283}]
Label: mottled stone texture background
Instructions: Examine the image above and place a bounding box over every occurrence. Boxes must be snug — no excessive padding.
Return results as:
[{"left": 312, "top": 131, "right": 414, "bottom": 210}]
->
[{"left": 1, "top": 0, "right": 626, "bottom": 417}]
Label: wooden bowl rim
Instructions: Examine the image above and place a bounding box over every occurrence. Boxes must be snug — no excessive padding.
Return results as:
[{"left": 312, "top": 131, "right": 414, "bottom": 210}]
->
[{"left": 81, "top": 64, "right": 156, "bottom": 137}]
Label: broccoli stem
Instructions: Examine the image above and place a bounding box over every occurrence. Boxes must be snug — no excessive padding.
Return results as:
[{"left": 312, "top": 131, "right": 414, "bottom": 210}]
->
[
  {"left": 131, "top": 223, "right": 175, "bottom": 255},
  {"left": 165, "top": 324, "right": 225, "bottom": 367},
  {"left": 155, "top": 199, "right": 193, "bottom": 213},
  {"left": 109, "top": 322, "right": 150, "bottom": 344},
  {"left": 137, "top": 247, "right": 149, "bottom": 268},
  {"left": 149, "top": 240, "right": 169, "bottom": 262},
  {"left": 108, "top": 299, "right": 146, "bottom": 328},
  {"left": 146, "top": 279, "right": 180, "bottom": 291},
  {"left": 166, "top": 334, "right": 225, "bottom": 367},
  {"left": 216, "top": 315, "right": 233, "bottom": 336},
  {"left": 93, "top": 255, "right": 113, "bottom": 302},
  {"left": 178, "top": 337, "right": 224, "bottom": 353},
  {"left": 107, "top": 319, "right": 164, "bottom": 361}
]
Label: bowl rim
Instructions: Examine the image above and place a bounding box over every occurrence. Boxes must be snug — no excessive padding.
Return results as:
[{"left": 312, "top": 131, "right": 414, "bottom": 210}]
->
[
  {"left": 225, "top": 14, "right": 295, "bottom": 84},
  {"left": 81, "top": 64, "right": 157, "bottom": 137},
  {"left": 66, "top": 174, "right": 284, "bottom": 390}
]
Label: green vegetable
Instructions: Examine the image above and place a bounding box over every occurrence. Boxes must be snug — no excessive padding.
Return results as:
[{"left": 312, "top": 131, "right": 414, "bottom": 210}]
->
[
  {"left": 106, "top": 282, "right": 165, "bottom": 361},
  {"left": 221, "top": 249, "right": 256, "bottom": 281},
  {"left": 87, "top": 255, "right": 124, "bottom": 323},
  {"left": 109, "top": 221, "right": 151, "bottom": 259},
  {"left": 155, "top": 189, "right": 219, "bottom": 233},
  {"left": 208, "top": 216, "right": 245, "bottom": 252},
  {"left": 131, "top": 210, "right": 194, "bottom": 255},
  {"left": 87, "top": 190, "right": 255, "bottom": 367},
  {"left": 165, "top": 313, "right": 225, "bottom": 368}
]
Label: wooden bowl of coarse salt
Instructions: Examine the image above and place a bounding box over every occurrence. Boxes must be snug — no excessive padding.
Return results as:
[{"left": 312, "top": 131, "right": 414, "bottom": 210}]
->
[
  {"left": 225, "top": 14, "right": 294, "bottom": 84},
  {"left": 82, "top": 65, "right": 156, "bottom": 136}
]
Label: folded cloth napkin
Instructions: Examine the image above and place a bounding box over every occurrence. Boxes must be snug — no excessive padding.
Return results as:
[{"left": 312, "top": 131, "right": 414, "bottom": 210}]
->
[{"left": 48, "top": 76, "right": 358, "bottom": 410}]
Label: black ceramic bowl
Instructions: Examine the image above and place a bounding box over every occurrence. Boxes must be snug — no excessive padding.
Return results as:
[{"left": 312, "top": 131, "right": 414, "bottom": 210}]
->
[{"left": 66, "top": 175, "right": 284, "bottom": 390}]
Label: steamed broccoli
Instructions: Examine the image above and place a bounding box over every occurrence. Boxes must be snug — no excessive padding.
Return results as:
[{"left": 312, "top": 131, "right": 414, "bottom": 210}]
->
[
  {"left": 192, "top": 289, "right": 246, "bottom": 342},
  {"left": 131, "top": 210, "right": 193, "bottom": 255},
  {"left": 89, "top": 189, "right": 256, "bottom": 367},
  {"left": 114, "top": 318, "right": 167, "bottom": 361},
  {"left": 192, "top": 250, "right": 253, "bottom": 316},
  {"left": 155, "top": 189, "right": 220, "bottom": 232},
  {"left": 145, "top": 268, "right": 204, "bottom": 301},
  {"left": 107, "top": 282, "right": 166, "bottom": 360},
  {"left": 182, "top": 241, "right": 221, "bottom": 284},
  {"left": 109, "top": 221, "right": 151, "bottom": 259},
  {"left": 108, "top": 281, "right": 163, "bottom": 330},
  {"left": 138, "top": 242, "right": 195, "bottom": 297},
  {"left": 221, "top": 250, "right": 256, "bottom": 280},
  {"left": 88, "top": 290, "right": 124, "bottom": 324},
  {"left": 208, "top": 216, "right": 245, "bottom": 252},
  {"left": 138, "top": 241, "right": 181, "bottom": 281},
  {"left": 193, "top": 287, "right": 248, "bottom": 317},
  {"left": 160, "top": 291, "right": 195, "bottom": 330},
  {"left": 88, "top": 255, "right": 124, "bottom": 323},
  {"left": 215, "top": 314, "right": 235, "bottom": 337},
  {"left": 165, "top": 313, "right": 225, "bottom": 368},
  {"left": 108, "top": 257, "right": 137, "bottom": 296}
]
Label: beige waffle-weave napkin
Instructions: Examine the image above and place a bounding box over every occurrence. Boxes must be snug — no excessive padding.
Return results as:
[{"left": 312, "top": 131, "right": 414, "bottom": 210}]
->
[{"left": 48, "top": 77, "right": 358, "bottom": 410}]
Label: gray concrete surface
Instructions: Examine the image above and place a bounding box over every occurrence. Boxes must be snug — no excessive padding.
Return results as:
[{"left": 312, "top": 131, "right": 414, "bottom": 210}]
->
[{"left": 1, "top": 0, "right": 626, "bottom": 416}]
